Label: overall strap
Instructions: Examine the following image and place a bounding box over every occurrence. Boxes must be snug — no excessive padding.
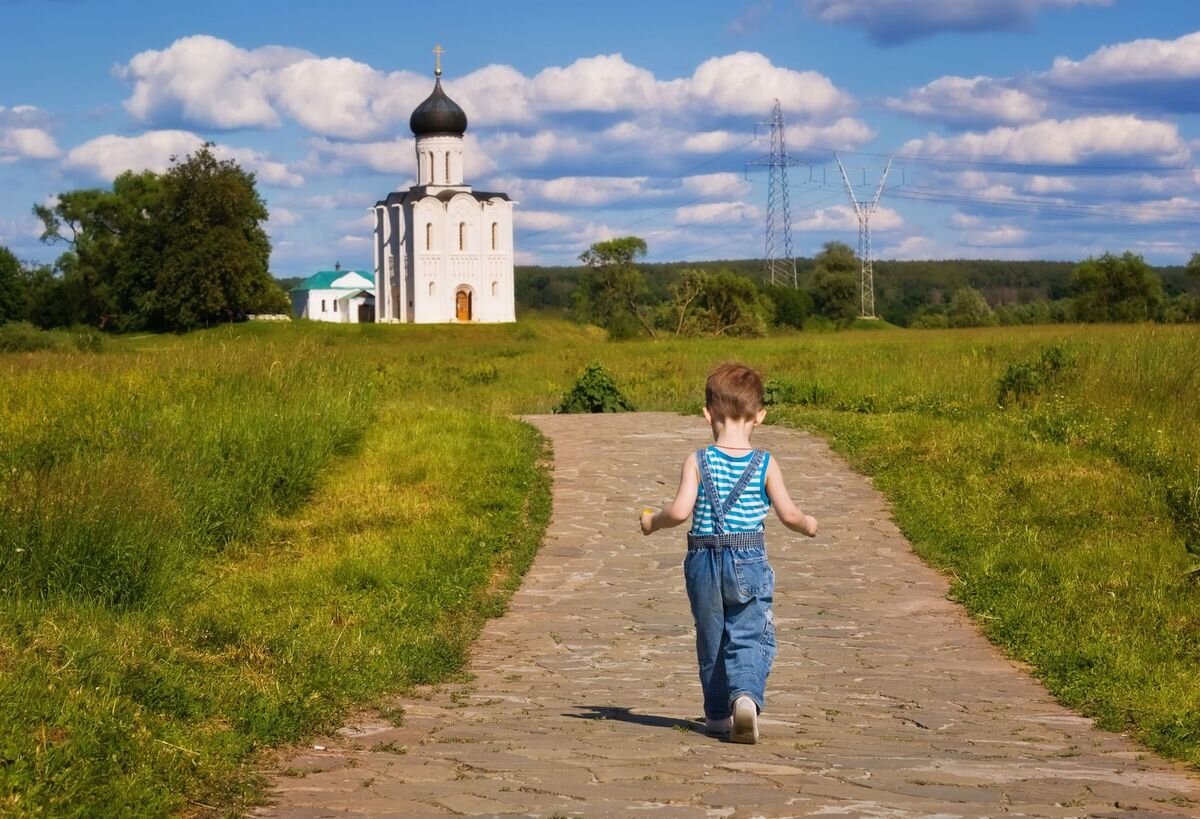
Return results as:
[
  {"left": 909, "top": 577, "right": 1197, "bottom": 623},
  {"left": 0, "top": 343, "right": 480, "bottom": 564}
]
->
[{"left": 696, "top": 448, "right": 765, "bottom": 535}]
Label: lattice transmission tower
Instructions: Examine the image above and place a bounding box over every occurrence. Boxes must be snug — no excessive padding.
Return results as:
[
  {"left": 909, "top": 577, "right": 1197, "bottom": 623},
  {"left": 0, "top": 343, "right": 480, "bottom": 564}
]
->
[
  {"left": 835, "top": 152, "right": 893, "bottom": 319},
  {"left": 747, "top": 100, "right": 801, "bottom": 287}
]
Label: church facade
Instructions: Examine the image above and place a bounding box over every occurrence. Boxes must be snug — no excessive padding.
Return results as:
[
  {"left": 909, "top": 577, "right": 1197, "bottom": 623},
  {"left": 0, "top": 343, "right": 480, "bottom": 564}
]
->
[{"left": 372, "top": 56, "right": 516, "bottom": 323}]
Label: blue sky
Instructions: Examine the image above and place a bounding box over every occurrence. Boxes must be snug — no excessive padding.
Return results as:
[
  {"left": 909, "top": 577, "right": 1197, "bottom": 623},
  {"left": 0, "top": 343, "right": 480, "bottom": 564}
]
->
[{"left": 1, "top": 0, "right": 1198, "bottom": 277}]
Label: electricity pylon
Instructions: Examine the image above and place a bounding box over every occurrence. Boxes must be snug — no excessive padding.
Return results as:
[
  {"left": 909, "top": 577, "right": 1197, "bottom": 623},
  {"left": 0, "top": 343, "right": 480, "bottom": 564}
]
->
[
  {"left": 836, "top": 152, "right": 893, "bottom": 319},
  {"left": 747, "top": 100, "right": 801, "bottom": 287}
]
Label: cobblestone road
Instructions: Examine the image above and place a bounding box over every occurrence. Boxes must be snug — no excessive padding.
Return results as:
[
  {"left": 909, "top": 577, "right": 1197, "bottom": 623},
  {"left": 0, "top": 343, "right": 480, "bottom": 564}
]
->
[{"left": 258, "top": 413, "right": 1200, "bottom": 818}]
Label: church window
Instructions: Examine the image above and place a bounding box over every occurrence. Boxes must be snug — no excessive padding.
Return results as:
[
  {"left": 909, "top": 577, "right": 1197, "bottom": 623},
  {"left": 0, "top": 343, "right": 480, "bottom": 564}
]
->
[
  {"left": 321, "top": 299, "right": 326, "bottom": 312},
  {"left": 426, "top": 223, "right": 433, "bottom": 250},
  {"left": 445, "top": 152, "right": 451, "bottom": 183},
  {"left": 491, "top": 281, "right": 498, "bottom": 296},
  {"left": 491, "top": 222, "right": 498, "bottom": 250},
  {"left": 428, "top": 152, "right": 435, "bottom": 183},
  {"left": 458, "top": 222, "right": 466, "bottom": 251},
  {"left": 429, "top": 281, "right": 435, "bottom": 297}
]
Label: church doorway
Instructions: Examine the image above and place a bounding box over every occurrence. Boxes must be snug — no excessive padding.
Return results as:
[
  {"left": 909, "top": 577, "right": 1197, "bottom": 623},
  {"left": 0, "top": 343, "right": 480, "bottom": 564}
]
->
[{"left": 455, "top": 288, "right": 472, "bottom": 321}]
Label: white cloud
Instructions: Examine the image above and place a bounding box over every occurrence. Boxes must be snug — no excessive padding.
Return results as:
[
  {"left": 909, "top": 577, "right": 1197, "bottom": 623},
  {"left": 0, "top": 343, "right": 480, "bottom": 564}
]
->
[
  {"left": 886, "top": 75, "right": 1046, "bottom": 126},
  {"left": 118, "top": 35, "right": 302, "bottom": 129},
  {"left": 267, "top": 207, "right": 301, "bottom": 227},
  {"left": 338, "top": 234, "right": 369, "bottom": 246},
  {"left": 681, "top": 172, "right": 752, "bottom": 198},
  {"left": 1044, "top": 31, "right": 1200, "bottom": 110},
  {"left": 306, "top": 134, "right": 494, "bottom": 179},
  {"left": 117, "top": 37, "right": 855, "bottom": 139},
  {"left": 675, "top": 202, "right": 760, "bottom": 224},
  {"left": 479, "top": 130, "right": 589, "bottom": 168},
  {"left": 0, "top": 105, "right": 53, "bottom": 128},
  {"left": 795, "top": 204, "right": 903, "bottom": 231},
  {"left": 686, "top": 52, "right": 849, "bottom": 117},
  {"left": 0, "top": 127, "right": 60, "bottom": 162},
  {"left": 63, "top": 130, "right": 302, "bottom": 186},
  {"left": 803, "top": 0, "right": 1112, "bottom": 45},
  {"left": 516, "top": 210, "right": 574, "bottom": 232},
  {"left": 496, "top": 176, "right": 651, "bottom": 207},
  {"left": 962, "top": 225, "right": 1029, "bottom": 246},
  {"left": 683, "top": 130, "right": 747, "bottom": 153},
  {"left": 884, "top": 235, "right": 941, "bottom": 259},
  {"left": 785, "top": 117, "right": 875, "bottom": 150},
  {"left": 1023, "top": 174, "right": 1076, "bottom": 194},
  {"left": 902, "top": 116, "right": 1191, "bottom": 166}
]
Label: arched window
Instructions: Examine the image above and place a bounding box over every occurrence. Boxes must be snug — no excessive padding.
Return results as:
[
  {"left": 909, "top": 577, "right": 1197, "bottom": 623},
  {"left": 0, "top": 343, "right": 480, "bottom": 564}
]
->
[
  {"left": 458, "top": 222, "right": 466, "bottom": 251},
  {"left": 445, "top": 152, "right": 451, "bottom": 184},
  {"left": 428, "top": 152, "right": 435, "bottom": 183},
  {"left": 429, "top": 281, "right": 435, "bottom": 297},
  {"left": 491, "top": 281, "right": 498, "bottom": 296},
  {"left": 491, "top": 222, "right": 498, "bottom": 250},
  {"left": 425, "top": 223, "right": 433, "bottom": 251}
]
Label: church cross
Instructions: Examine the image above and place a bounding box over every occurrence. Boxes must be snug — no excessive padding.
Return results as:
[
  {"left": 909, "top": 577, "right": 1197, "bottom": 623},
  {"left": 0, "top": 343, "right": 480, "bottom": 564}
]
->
[{"left": 433, "top": 43, "right": 445, "bottom": 76}]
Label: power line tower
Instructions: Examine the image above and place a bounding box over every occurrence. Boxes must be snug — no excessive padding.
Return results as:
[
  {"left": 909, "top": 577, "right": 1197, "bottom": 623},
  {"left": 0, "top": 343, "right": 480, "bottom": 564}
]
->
[
  {"left": 747, "top": 100, "right": 801, "bottom": 287},
  {"left": 836, "top": 152, "right": 893, "bottom": 319}
]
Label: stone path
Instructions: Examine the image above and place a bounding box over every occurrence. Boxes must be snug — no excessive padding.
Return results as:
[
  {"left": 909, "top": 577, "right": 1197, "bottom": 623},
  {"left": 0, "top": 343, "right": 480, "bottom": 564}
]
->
[{"left": 258, "top": 413, "right": 1200, "bottom": 818}]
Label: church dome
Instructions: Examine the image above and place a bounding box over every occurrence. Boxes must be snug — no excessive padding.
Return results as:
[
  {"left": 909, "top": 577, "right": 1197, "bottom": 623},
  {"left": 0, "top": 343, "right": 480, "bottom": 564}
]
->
[{"left": 410, "top": 78, "right": 468, "bottom": 138}]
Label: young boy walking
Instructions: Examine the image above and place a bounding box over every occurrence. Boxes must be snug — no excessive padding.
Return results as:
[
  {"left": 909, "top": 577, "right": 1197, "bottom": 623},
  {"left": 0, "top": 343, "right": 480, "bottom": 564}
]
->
[{"left": 640, "top": 363, "right": 818, "bottom": 744}]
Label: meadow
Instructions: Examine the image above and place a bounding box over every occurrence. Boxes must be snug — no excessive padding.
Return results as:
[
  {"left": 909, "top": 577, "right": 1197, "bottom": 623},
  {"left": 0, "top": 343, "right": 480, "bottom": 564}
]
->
[{"left": 0, "top": 318, "right": 1197, "bottom": 814}]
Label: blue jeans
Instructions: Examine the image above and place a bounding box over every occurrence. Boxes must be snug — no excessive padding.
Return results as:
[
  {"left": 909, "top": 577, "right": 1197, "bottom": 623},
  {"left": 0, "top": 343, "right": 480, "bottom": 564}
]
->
[{"left": 683, "top": 544, "right": 776, "bottom": 721}]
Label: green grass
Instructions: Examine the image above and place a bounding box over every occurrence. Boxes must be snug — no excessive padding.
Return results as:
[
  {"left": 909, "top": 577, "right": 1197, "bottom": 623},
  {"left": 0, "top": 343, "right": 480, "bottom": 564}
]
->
[{"left": 0, "top": 318, "right": 1198, "bottom": 813}]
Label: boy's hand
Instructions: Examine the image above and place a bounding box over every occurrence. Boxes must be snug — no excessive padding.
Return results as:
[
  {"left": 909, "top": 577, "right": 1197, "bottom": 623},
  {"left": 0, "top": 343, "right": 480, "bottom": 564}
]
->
[{"left": 640, "top": 508, "right": 655, "bottom": 535}]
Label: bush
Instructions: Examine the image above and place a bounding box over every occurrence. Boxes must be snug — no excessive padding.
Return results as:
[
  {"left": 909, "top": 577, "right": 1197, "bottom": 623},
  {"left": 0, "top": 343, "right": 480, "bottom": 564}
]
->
[
  {"left": 554, "top": 361, "right": 635, "bottom": 413},
  {"left": 0, "top": 321, "right": 60, "bottom": 352},
  {"left": 996, "top": 344, "right": 1073, "bottom": 407}
]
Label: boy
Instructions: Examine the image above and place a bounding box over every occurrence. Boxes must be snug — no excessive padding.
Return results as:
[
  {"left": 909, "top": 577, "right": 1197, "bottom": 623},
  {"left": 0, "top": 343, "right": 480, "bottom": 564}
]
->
[{"left": 640, "top": 362, "right": 818, "bottom": 744}]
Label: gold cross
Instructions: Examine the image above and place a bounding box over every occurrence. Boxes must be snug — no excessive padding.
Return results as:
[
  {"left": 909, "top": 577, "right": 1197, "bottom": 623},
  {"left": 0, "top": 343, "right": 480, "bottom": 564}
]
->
[{"left": 433, "top": 43, "right": 445, "bottom": 76}]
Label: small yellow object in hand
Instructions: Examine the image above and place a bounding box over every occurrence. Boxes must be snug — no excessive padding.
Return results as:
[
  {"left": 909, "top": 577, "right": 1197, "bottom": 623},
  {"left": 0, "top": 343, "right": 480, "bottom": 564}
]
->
[{"left": 642, "top": 508, "right": 654, "bottom": 516}]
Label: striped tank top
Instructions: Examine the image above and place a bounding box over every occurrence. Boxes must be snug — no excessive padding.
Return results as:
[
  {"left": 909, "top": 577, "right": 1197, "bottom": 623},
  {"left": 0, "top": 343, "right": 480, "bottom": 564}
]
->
[{"left": 690, "top": 446, "right": 772, "bottom": 535}]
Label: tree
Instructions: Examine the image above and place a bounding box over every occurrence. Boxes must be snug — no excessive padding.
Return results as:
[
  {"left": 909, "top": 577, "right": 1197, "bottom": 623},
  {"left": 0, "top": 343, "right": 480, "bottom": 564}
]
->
[
  {"left": 1188, "top": 252, "right": 1200, "bottom": 281},
  {"left": 575, "top": 236, "right": 655, "bottom": 339},
  {"left": 0, "top": 246, "right": 27, "bottom": 324},
  {"left": 805, "top": 241, "right": 860, "bottom": 324},
  {"left": 33, "top": 144, "right": 277, "bottom": 331},
  {"left": 946, "top": 286, "right": 996, "bottom": 327},
  {"left": 762, "top": 284, "right": 812, "bottom": 329},
  {"left": 1072, "top": 251, "right": 1164, "bottom": 323},
  {"left": 667, "top": 269, "right": 768, "bottom": 337},
  {"left": 151, "top": 145, "right": 273, "bottom": 330}
]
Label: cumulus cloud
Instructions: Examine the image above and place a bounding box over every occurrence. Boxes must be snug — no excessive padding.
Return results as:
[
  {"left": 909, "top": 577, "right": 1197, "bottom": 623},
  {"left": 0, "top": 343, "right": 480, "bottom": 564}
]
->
[
  {"left": 63, "top": 130, "right": 302, "bottom": 186},
  {"left": 675, "top": 201, "right": 760, "bottom": 224},
  {"left": 516, "top": 210, "right": 575, "bottom": 232},
  {"left": 962, "top": 225, "right": 1029, "bottom": 246},
  {"left": 0, "top": 127, "right": 60, "bottom": 162},
  {"left": 305, "top": 134, "right": 495, "bottom": 179},
  {"left": 493, "top": 176, "right": 652, "bottom": 208},
  {"left": 901, "top": 115, "right": 1191, "bottom": 167},
  {"left": 267, "top": 207, "right": 301, "bottom": 227},
  {"left": 795, "top": 203, "right": 903, "bottom": 231},
  {"left": 884, "top": 235, "right": 942, "bottom": 259},
  {"left": 886, "top": 75, "right": 1046, "bottom": 126},
  {"left": 1043, "top": 31, "right": 1200, "bottom": 112},
  {"left": 0, "top": 105, "right": 53, "bottom": 128},
  {"left": 681, "top": 172, "right": 753, "bottom": 198},
  {"left": 803, "top": 0, "right": 1112, "bottom": 45},
  {"left": 785, "top": 117, "right": 875, "bottom": 150},
  {"left": 116, "top": 37, "right": 854, "bottom": 139}
]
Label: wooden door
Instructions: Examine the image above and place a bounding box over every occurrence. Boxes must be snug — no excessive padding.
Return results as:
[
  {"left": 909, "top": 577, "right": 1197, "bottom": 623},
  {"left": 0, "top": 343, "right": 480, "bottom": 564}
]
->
[{"left": 456, "top": 290, "right": 471, "bottom": 321}]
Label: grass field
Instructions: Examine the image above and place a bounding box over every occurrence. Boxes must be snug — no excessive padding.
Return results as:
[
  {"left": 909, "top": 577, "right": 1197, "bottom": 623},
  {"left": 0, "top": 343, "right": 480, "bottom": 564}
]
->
[{"left": 1, "top": 318, "right": 1197, "bottom": 814}]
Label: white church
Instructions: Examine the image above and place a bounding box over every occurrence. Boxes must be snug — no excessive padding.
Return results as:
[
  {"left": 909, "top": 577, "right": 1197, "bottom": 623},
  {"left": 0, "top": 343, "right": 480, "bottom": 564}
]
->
[{"left": 372, "top": 50, "right": 516, "bottom": 324}]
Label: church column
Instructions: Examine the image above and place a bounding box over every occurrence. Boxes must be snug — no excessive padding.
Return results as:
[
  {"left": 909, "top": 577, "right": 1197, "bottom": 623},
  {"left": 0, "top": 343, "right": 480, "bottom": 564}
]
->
[{"left": 391, "top": 203, "right": 406, "bottom": 322}]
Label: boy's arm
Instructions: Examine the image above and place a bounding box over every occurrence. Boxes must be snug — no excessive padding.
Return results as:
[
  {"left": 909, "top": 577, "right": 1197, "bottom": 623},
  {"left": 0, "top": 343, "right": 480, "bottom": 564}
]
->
[
  {"left": 641, "top": 453, "right": 699, "bottom": 535},
  {"left": 764, "top": 457, "right": 819, "bottom": 537}
]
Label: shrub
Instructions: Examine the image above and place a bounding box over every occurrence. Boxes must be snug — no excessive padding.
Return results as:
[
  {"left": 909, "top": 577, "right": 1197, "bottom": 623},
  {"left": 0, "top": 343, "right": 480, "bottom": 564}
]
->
[
  {"left": 996, "top": 344, "right": 1073, "bottom": 407},
  {"left": 764, "top": 378, "right": 832, "bottom": 407},
  {"left": 0, "top": 321, "right": 61, "bottom": 352},
  {"left": 554, "top": 361, "right": 635, "bottom": 414}
]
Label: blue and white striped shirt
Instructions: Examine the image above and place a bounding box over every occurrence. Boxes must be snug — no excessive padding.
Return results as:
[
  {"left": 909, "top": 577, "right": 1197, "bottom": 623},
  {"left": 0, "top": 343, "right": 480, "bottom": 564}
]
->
[{"left": 690, "top": 446, "right": 772, "bottom": 535}]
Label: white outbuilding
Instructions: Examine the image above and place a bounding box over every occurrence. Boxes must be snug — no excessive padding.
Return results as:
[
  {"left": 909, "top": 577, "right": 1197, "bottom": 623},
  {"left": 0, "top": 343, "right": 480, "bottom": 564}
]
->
[
  {"left": 290, "top": 264, "right": 377, "bottom": 323},
  {"left": 372, "top": 52, "right": 516, "bottom": 323}
]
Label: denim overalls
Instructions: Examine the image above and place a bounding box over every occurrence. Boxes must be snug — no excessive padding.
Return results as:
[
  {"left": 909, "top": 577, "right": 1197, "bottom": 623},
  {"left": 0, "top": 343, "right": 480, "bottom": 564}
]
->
[{"left": 684, "top": 448, "right": 777, "bottom": 721}]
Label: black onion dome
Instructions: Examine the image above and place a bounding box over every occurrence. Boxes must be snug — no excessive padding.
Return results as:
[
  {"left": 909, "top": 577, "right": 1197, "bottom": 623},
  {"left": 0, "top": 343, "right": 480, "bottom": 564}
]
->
[{"left": 409, "top": 78, "right": 467, "bottom": 137}]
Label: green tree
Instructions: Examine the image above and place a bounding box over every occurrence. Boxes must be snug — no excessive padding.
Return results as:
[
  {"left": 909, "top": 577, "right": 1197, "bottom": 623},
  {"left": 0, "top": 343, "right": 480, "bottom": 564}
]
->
[
  {"left": 947, "top": 286, "right": 996, "bottom": 327},
  {"left": 1188, "top": 252, "right": 1200, "bottom": 281},
  {"left": 1072, "top": 251, "right": 1164, "bottom": 323},
  {"left": 806, "top": 241, "right": 860, "bottom": 324},
  {"left": 0, "top": 246, "right": 27, "bottom": 324},
  {"left": 150, "top": 145, "right": 273, "bottom": 330},
  {"left": 575, "top": 236, "right": 655, "bottom": 339},
  {"left": 763, "top": 284, "right": 812, "bottom": 329},
  {"left": 667, "top": 269, "right": 768, "bottom": 336}
]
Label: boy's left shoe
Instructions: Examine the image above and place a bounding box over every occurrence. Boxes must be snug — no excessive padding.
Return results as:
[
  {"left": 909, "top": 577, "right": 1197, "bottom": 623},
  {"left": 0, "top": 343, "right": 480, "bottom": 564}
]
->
[
  {"left": 704, "top": 716, "right": 732, "bottom": 736},
  {"left": 731, "top": 696, "right": 759, "bottom": 744}
]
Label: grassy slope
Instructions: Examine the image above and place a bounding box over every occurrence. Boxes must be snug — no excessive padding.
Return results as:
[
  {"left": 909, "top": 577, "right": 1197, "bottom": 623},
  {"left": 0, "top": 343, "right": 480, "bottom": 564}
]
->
[{"left": 0, "top": 319, "right": 1197, "bottom": 814}]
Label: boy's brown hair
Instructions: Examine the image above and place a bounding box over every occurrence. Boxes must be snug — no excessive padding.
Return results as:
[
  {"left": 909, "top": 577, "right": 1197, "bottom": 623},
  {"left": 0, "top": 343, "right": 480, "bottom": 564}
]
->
[{"left": 705, "top": 362, "right": 764, "bottom": 422}]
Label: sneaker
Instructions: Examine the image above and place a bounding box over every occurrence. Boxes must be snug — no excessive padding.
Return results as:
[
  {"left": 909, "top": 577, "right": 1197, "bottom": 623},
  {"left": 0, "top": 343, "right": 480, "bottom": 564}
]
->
[
  {"left": 704, "top": 716, "right": 732, "bottom": 736},
  {"left": 731, "top": 696, "right": 759, "bottom": 744}
]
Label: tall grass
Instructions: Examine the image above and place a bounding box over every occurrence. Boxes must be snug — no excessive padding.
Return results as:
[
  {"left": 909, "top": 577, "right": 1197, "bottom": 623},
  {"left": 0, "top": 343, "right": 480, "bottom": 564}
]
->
[{"left": 0, "top": 319, "right": 1197, "bottom": 814}]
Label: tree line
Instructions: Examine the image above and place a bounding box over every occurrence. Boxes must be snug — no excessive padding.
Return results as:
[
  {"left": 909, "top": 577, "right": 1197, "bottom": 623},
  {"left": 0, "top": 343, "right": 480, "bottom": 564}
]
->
[
  {"left": 0, "top": 145, "right": 288, "bottom": 333},
  {"left": 522, "top": 237, "right": 1200, "bottom": 337}
]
